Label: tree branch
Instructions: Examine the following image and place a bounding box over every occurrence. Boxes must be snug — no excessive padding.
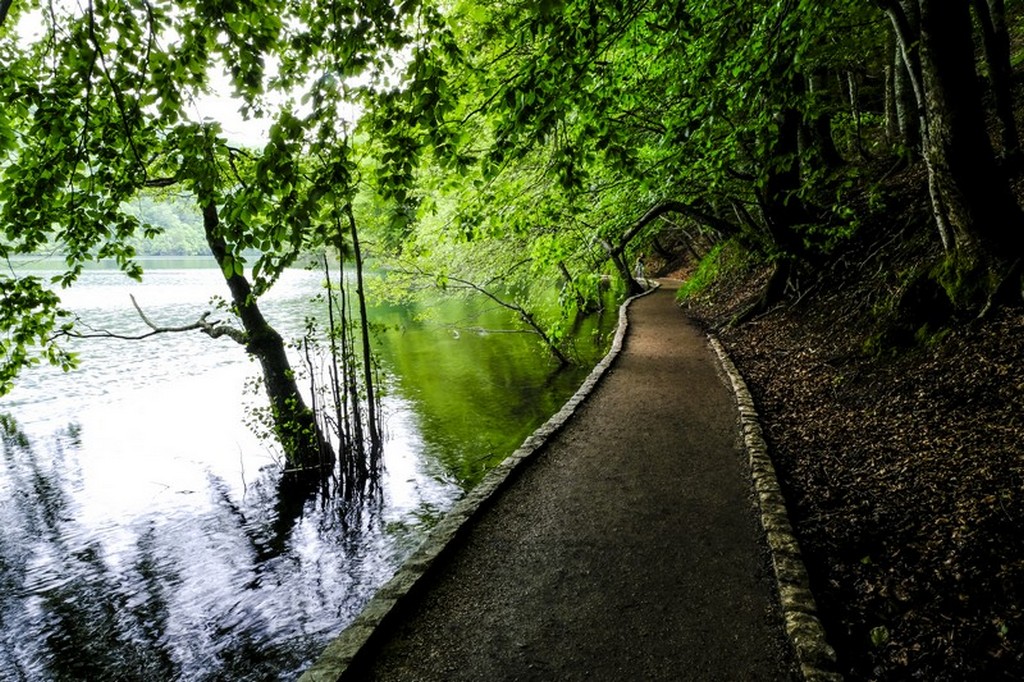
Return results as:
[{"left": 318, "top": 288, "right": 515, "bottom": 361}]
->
[
  {"left": 393, "top": 266, "right": 570, "bottom": 365},
  {"left": 610, "top": 200, "right": 740, "bottom": 257},
  {"left": 143, "top": 177, "right": 179, "bottom": 188},
  {"left": 57, "top": 295, "right": 247, "bottom": 344}
]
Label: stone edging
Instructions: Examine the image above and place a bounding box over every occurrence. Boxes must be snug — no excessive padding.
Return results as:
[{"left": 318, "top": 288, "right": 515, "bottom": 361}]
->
[
  {"left": 707, "top": 336, "right": 844, "bottom": 682},
  {"left": 298, "top": 284, "right": 658, "bottom": 682}
]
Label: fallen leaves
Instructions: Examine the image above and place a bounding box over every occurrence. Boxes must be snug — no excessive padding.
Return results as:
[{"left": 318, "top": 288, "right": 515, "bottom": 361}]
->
[{"left": 686, "top": 254, "right": 1024, "bottom": 680}]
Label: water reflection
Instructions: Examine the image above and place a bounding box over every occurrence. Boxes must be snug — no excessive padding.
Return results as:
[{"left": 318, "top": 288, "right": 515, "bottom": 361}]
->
[
  {"left": 1, "top": 414, "right": 419, "bottom": 680},
  {"left": 0, "top": 262, "right": 613, "bottom": 680}
]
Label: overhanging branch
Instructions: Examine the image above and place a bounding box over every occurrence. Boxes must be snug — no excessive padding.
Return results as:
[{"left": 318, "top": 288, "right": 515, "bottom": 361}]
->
[
  {"left": 607, "top": 200, "right": 740, "bottom": 259},
  {"left": 393, "top": 266, "right": 570, "bottom": 366},
  {"left": 56, "top": 295, "right": 246, "bottom": 344}
]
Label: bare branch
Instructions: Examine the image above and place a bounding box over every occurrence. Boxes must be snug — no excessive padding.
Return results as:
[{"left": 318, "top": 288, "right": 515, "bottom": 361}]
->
[
  {"left": 394, "top": 266, "right": 570, "bottom": 365},
  {"left": 56, "top": 295, "right": 247, "bottom": 344}
]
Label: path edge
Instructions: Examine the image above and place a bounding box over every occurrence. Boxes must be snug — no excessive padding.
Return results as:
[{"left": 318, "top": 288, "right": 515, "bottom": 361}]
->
[
  {"left": 707, "top": 335, "right": 844, "bottom": 682},
  {"left": 297, "top": 284, "right": 659, "bottom": 682}
]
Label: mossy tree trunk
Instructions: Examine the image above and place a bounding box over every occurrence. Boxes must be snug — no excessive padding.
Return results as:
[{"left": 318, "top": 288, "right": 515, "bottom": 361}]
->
[
  {"left": 203, "top": 202, "right": 332, "bottom": 472},
  {"left": 917, "top": 0, "right": 1023, "bottom": 257},
  {"left": 883, "top": 0, "right": 1023, "bottom": 310}
]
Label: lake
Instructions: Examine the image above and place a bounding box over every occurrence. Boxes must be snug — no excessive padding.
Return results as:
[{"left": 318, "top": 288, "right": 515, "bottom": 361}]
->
[{"left": 0, "top": 260, "right": 616, "bottom": 680}]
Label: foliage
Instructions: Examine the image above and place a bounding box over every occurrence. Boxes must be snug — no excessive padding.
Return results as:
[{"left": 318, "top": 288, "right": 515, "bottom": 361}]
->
[
  {"left": 0, "top": 0, "right": 418, "bottom": 393},
  {"left": 354, "top": 0, "right": 913, "bottom": 339},
  {"left": 2, "top": 0, "right": 1023, "bottom": 674},
  {"left": 2, "top": 0, "right": 1022, "bottom": 463},
  {"left": 676, "top": 241, "right": 750, "bottom": 304},
  {"left": 123, "top": 195, "right": 207, "bottom": 257}
]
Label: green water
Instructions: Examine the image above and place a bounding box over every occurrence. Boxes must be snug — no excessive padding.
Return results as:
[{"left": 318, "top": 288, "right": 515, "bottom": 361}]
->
[{"left": 373, "top": 294, "right": 616, "bottom": 486}]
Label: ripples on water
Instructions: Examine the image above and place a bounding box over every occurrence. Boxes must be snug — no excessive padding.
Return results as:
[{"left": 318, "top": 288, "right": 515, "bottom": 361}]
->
[{"left": 0, "top": 265, "right": 461, "bottom": 681}]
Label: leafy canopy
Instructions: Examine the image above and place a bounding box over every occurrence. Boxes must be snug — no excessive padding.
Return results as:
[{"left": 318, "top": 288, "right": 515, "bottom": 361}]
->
[{"left": 0, "top": 0, "right": 424, "bottom": 394}]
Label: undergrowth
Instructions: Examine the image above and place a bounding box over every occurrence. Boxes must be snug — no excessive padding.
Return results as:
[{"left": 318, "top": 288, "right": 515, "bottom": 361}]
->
[{"left": 676, "top": 240, "right": 750, "bottom": 304}]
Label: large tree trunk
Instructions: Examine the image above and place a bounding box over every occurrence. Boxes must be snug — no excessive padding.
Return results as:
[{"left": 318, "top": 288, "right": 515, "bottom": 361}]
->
[
  {"left": 971, "top": 0, "right": 1020, "bottom": 163},
  {"left": 761, "top": 107, "right": 812, "bottom": 258},
  {"left": 203, "top": 202, "right": 332, "bottom": 472},
  {"left": 886, "top": 0, "right": 952, "bottom": 248},
  {"left": 917, "top": 0, "right": 1023, "bottom": 257}
]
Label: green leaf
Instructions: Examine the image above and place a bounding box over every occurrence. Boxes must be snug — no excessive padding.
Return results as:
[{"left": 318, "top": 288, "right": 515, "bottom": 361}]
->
[{"left": 870, "top": 626, "right": 889, "bottom": 647}]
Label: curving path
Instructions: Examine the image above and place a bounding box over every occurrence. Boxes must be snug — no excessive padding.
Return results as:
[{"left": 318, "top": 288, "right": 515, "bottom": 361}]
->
[{"left": 305, "top": 282, "right": 801, "bottom": 681}]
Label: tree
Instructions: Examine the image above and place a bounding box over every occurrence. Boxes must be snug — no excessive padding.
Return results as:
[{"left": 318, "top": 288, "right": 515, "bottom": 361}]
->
[
  {"left": 971, "top": 0, "right": 1020, "bottom": 164},
  {"left": 0, "top": 0, "right": 411, "bottom": 481},
  {"left": 368, "top": 0, "right": 889, "bottom": 323},
  {"left": 881, "top": 0, "right": 1024, "bottom": 310},
  {"left": 376, "top": 0, "right": 1022, "bottom": 323}
]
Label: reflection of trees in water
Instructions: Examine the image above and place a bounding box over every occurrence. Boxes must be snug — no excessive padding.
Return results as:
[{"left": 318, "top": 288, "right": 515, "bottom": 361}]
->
[
  {"left": 1, "top": 415, "right": 44, "bottom": 680},
  {"left": 1, "top": 416, "right": 180, "bottom": 679},
  {"left": 38, "top": 541, "right": 178, "bottom": 681},
  {"left": 0, "top": 413, "right": 394, "bottom": 681}
]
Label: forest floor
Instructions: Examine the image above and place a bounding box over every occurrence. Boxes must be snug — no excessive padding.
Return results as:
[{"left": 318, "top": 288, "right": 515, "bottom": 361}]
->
[{"left": 679, "top": 165, "right": 1024, "bottom": 681}]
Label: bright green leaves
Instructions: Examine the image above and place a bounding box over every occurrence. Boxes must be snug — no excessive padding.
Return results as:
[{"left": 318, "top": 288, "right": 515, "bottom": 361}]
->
[
  {"left": 0, "top": 0, "right": 432, "bottom": 390},
  {"left": 0, "top": 275, "right": 77, "bottom": 396},
  {"left": 0, "top": 0, "right": 887, "bottom": 391},
  {"left": 219, "top": 252, "right": 247, "bottom": 279},
  {"left": 187, "top": 0, "right": 287, "bottom": 104},
  {"left": 359, "top": 0, "right": 880, "bottom": 346}
]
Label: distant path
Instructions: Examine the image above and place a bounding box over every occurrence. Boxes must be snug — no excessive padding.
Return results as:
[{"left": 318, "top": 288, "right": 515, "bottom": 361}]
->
[{"left": 326, "top": 282, "right": 797, "bottom": 681}]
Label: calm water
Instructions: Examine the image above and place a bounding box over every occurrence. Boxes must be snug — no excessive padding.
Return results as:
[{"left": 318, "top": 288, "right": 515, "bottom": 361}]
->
[{"left": 0, "top": 261, "right": 615, "bottom": 681}]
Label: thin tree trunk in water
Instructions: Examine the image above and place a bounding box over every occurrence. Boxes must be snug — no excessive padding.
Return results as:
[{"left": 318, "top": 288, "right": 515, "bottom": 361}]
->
[
  {"left": 202, "top": 202, "right": 331, "bottom": 472},
  {"left": 337, "top": 249, "right": 367, "bottom": 484},
  {"left": 344, "top": 203, "right": 382, "bottom": 464},
  {"left": 325, "top": 263, "right": 348, "bottom": 454},
  {"left": 322, "top": 254, "right": 354, "bottom": 486}
]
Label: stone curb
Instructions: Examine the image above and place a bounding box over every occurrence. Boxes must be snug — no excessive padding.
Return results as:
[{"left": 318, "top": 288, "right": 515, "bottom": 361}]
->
[
  {"left": 298, "top": 283, "right": 659, "bottom": 682},
  {"left": 707, "top": 336, "right": 844, "bottom": 682}
]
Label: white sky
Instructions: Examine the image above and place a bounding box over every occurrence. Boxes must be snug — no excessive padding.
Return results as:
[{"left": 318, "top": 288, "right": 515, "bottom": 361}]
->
[{"left": 12, "top": 7, "right": 275, "bottom": 146}]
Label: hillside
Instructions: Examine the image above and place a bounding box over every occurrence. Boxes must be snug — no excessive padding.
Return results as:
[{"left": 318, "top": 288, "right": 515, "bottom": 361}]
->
[{"left": 680, "top": 163, "right": 1024, "bottom": 680}]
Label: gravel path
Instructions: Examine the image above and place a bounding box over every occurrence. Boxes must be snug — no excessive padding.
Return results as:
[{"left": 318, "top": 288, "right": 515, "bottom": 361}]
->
[{"left": 330, "top": 283, "right": 798, "bottom": 681}]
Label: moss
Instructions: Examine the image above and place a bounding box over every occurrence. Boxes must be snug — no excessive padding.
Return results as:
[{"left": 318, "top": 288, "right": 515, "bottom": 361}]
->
[
  {"left": 913, "top": 323, "right": 950, "bottom": 348},
  {"left": 863, "top": 257, "right": 957, "bottom": 355},
  {"left": 931, "top": 249, "right": 994, "bottom": 313},
  {"left": 676, "top": 240, "right": 750, "bottom": 303}
]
